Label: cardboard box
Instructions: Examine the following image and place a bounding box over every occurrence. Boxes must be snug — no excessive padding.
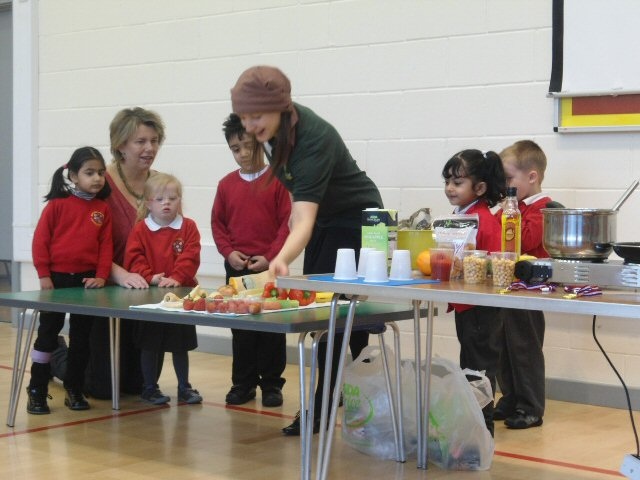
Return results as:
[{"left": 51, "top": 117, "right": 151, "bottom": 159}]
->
[{"left": 362, "top": 209, "right": 398, "bottom": 265}]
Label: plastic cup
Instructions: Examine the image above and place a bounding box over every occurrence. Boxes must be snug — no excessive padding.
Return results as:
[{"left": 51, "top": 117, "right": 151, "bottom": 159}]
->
[
  {"left": 333, "top": 248, "right": 357, "bottom": 280},
  {"left": 364, "top": 250, "right": 389, "bottom": 283},
  {"left": 462, "top": 250, "right": 488, "bottom": 284},
  {"left": 357, "top": 247, "right": 376, "bottom": 277},
  {"left": 429, "top": 247, "right": 454, "bottom": 281},
  {"left": 389, "top": 249, "right": 412, "bottom": 281},
  {"left": 491, "top": 251, "right": 517, "bottom": 287}
]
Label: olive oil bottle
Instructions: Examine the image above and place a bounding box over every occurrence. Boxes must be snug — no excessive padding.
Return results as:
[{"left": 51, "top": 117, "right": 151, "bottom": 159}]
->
[{"left": 501, "top": 187, "right": 521, "bottom": 258}]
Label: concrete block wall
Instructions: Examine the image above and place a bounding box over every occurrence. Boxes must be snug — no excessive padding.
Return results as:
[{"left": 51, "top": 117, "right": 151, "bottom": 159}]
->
[{"left": 12, "top": 0, "right": 640, "bottom": 406}]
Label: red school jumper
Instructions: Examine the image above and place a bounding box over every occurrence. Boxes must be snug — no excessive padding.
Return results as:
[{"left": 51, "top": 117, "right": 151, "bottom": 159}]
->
[{"left": 449, "top": 199, "right": 501, "bottom": 313}]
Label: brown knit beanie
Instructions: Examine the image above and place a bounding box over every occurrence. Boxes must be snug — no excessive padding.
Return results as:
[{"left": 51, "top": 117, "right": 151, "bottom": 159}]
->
[{"left": 231, "top": 66, "right": 293, "bottom": 114}]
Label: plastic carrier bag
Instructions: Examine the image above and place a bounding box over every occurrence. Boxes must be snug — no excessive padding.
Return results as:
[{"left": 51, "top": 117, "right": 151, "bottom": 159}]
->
[
  {"left": 427, "top": 356, "right": 495, "bottom": 470},
  {"left": 342, "top": 345, "right": 418, "bottom": 460}
]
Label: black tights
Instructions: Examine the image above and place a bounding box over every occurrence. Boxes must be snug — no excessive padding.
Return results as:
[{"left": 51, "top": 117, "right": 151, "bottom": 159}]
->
[{"left": 140, "top": 350, "right": 189, "bottom": 390}]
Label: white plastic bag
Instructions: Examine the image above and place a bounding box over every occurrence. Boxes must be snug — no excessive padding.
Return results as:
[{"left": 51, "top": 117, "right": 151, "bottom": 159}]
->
[
  {"left": 341, "top": 345, "right": 417, "bottom": 460},
  {"left": 462, "top": 368, "right": 493, "bottom": 409},
  {"left": 427, "top": 357, "right": 495, "bottom": 470}
]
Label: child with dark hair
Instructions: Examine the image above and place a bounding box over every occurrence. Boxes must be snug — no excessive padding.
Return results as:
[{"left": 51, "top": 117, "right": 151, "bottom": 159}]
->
[
  {"left": 27, "top": 146, "right": 113, "bottom": 414},
  {"left": 212, "top": 113, "right": 291, "bottom": 407},
  {"left": 442, "top": 149, "right": 506, "bottom": 436}
]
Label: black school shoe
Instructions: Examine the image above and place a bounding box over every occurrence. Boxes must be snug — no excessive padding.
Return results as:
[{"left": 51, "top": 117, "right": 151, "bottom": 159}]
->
[
  {"left": 261, "top": 387, "right": 283, "bottom": 407},
  {"left": 493, "top": 405, "right": 515, "bottom": 421},
  {"left": 282, "top": 411, "right": 321, "bottom": 436},
  {"left": 504, "top": 409, "right": 543, "bottom": 429},
  {"left": 493, "top": 398, "right": 515, "bottom": 420},
  {"left": 64, "top": 388, "right": 90, "bottom": 411},
  {"left": 225, "top": 385, "right": 256, "bottom": 405},
  {"left": 26, "top": 386, "right": 51, "bottom": 415}
]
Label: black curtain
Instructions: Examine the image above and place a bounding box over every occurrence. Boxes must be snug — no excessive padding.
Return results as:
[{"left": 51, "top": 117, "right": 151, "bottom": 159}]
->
[{"left": 548, "top": 0, "right": 563, "bottom": 94}]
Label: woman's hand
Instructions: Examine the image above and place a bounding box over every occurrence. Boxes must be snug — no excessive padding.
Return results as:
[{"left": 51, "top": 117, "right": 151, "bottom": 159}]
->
[
  {"left": 111, "top": 263, "right": 149, "bottom": 289},
  {"left": 269, "top": 257, "right": 290, "bottom": 278},
  {"left": 157, "top": 276, "right": 181, "bottom": 288},
  {"left": 39, "top": 277, "right": 54, "bottom": 290},
  {"left": 268, "top": 200, "right": 318, "bottom": 278},
  {"left": 119, "top": 272, "right": 149, "bottom": 289},
  {"left": 82, "top": 277, "right": 105, "bottom": 289}
]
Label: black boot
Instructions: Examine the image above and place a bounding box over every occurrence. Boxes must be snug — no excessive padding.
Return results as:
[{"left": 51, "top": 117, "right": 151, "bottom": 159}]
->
[
  {"left": 26, "top": 385, "right": 51, "bottom": 415},
  {"left": 64, "top": 387, "right": 90, "bottom": 411},
  {"left": 282, "top": 411, "right": 321, "bottom": 436}
]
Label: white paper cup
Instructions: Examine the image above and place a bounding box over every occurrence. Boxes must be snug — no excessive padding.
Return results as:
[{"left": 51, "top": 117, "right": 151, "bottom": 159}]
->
[
  {"left": 389, "top": 249, "right": 412, "bottom": 281},
  {"left": 357, "top": 247, "right": 376, "bottom": 277},
  {"left": 364, "top": 250, "right": 389, "bottom": 283},
  {"left": 333, "top": 248, "right": 357, "bottom": 280}
]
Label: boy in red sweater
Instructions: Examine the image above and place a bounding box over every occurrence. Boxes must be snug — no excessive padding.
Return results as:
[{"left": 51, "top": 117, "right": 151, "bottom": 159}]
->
[
  {"left": 211, "top": 114, "right": 291, "bottom": 407},
  {"left": 495, "top": 140, "right": 551, "bottom": 429}
]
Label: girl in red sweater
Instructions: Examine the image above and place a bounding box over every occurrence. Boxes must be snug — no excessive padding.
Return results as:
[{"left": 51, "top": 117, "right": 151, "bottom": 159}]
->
[
  {"left": 28, "top": 146, "right": 113, "bottom": 414},
  {"left": 124, "top": 173, "right": 202, "bottom": 405},
  {"left": 442, "top": 149, "right": 506, "bottom": 436}
]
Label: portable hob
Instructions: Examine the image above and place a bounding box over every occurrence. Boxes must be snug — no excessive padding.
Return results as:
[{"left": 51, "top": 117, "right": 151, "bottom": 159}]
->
[{"left": 515, "top": 258, "right": 640, "bottom": 289}]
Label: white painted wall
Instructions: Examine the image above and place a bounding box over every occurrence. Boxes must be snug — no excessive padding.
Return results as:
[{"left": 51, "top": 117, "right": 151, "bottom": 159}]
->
[
  {"left": 0, "top": 6, "right": 13, "bottom": 261},
  {"left": 12, "top": 0, "right": 640, "bottom": 396}
]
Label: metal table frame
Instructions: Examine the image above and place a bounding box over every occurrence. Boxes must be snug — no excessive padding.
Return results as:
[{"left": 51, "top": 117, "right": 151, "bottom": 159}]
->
[
  {"left": 0, "top": 286, "right": 416, "bottom": 480},
  {"left": 278, "top": 275, "right": 640, "bottom": 475},
  {"left": 298, "top": 297, "right": 406, "bottom": 480}
]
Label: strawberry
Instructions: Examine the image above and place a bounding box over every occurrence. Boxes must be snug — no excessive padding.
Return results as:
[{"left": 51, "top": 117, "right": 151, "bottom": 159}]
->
[
  {"left": 206, "top": 301, "right": 217, "bottom": 313},
  {"left": 194, "top": 297, "right": 206, "bottom": 311},
  {"left": 183, "top": 298, "right": 195, "bottom": 310}
]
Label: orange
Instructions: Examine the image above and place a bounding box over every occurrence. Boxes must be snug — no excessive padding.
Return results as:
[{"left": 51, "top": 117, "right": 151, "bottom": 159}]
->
[{"left": 416, "top": 250, "right": 431, "bottom": 276}]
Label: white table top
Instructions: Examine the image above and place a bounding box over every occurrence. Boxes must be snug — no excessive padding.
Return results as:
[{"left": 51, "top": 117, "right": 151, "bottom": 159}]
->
[{"left": 277, "top": 275, "right": 640, "bottom": 319}]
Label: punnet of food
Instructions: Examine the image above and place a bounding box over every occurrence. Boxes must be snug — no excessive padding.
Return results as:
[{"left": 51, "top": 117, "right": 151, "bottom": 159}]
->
[
  {"left": 157, "top": 284, "right": 321, "bottom": 314},
  {"left": 206, "top": 295, "right": 264, "bottom": 314}
]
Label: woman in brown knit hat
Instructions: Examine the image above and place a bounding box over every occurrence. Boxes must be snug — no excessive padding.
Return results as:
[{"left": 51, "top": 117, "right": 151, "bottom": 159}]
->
[{"left": 230, "top": 65, "right": 384, "bottom": 436}]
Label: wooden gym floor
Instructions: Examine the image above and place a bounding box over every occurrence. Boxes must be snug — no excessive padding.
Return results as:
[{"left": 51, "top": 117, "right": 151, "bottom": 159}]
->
[{"left": 0, "top": 279, "right": 633, "bottom": 479}]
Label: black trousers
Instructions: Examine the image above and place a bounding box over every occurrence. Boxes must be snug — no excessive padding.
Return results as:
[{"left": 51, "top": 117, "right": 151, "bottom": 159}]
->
[
  {"left": 455, "top": 305, "right": 503, "bottom": 436},
  {"left": 496, "top": 308, "right": 546, "bottom": 417},
  {"left": 225, "top": 261, "right": 286, "bottom": 390},
  {"left": 303, "top": 224, "right": 368, "bottom": 417},
  {"left": 30, "top": 271, "right": 102, "bottom": 391}
]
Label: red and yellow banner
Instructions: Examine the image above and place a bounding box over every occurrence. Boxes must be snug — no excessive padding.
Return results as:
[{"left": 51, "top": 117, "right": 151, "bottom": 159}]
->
[{"left": 560, "top": 94, "right": 640, "bottom": 129}]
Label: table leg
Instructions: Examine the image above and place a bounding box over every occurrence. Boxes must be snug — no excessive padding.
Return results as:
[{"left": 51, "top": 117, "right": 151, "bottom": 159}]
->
[
  {"left": 379, "top": 322, "right": 406, "bottom": 462},
  {"left": 298, "top": 329, "right": 325, "bottom": 480},
  {"left": 7, "top": 308, "right": 39, "bottom": 427},
  {"left": 416, "top": 300, "right": 435, "bottom": 469},
  {"left": 298, "top": 331, "right": 309, "bottom": 480},
  {"left": 413, "top": 300, "right": 425, "bottom": 468},
  {"left": 109, "top": 317, "right": 121, "bottom": 410},
  {"left": 317, "top": 296, "right": 357, "bottom": 480}
]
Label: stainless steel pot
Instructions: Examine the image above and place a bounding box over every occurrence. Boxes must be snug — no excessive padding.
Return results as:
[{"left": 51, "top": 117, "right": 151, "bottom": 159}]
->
[{"left": 541, "top": 208, "right": 617, "bottom": 260}]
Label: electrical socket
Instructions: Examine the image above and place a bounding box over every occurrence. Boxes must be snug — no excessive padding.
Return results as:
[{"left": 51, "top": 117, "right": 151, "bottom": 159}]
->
[{"left": 620, "top": 454, "right": 640, "bottom": 480}]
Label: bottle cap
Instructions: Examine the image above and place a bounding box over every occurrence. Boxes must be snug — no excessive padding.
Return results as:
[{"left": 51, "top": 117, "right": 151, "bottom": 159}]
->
[{"left": 506, "top": 186, "right": 517, "bottom": 196}]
